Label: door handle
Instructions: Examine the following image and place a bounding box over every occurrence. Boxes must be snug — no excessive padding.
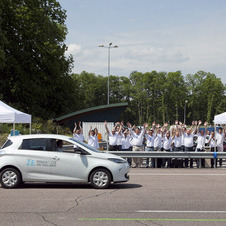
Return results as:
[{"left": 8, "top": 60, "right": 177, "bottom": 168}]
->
[{"left": 52, "top": 156, "right": 60, "bottom": 161}]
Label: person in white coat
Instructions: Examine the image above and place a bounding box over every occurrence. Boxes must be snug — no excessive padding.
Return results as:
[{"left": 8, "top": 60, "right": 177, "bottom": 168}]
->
[
  {"left": 208, "top": 131, "right": 217, "bottom": 168},
  {"left": 196, "top": 121, "right": 208, "bottom": 168},
  {"left": 216, "top": 127, "right": 226, "bottom": 167},
  {"left": 127, "top": 122, "right": 148, "bottom": 168},
  {"left": 88, "top": 127, "right": 96, "bottom": 148}
]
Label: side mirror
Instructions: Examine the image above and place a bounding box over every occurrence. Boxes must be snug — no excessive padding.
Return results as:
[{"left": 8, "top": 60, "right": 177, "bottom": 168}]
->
[{"left": 74, "top": 147, "right": 90, "bottom": 155}]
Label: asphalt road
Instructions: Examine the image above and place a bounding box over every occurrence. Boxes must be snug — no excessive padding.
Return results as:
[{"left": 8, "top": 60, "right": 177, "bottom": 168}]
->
[{"left": 1, "top": 168, "right": 226, "bottom": 226}]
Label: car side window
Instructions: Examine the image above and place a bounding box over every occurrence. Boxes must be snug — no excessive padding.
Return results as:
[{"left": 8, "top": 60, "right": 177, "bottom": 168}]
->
[
  {"left": 55, "top": 140, "right": 75, "bottom": 153},
  {"left": 19, "top": 138, "right": 56, "bottom": 151}
]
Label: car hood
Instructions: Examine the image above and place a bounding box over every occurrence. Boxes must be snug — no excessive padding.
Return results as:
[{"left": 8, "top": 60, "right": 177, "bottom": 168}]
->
[{"left": 94, "top": 151, "right": 125, "bottom": 160}]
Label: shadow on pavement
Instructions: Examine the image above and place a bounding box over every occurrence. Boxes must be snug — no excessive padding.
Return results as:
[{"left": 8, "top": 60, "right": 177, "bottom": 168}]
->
[
  {"left": 16, "top": 182, "right": 142, "bottom": 190},
  {"left": 110, "top": 183, "right": 142, "bottom": 189}
]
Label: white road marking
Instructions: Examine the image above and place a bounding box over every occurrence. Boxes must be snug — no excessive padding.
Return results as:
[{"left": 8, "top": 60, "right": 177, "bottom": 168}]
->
[
  {"left": 136, "top": 210, "right": 226, "bottom": 213},
  {"left": 130, "top": 173, "right": 226, "bottom": 176}
]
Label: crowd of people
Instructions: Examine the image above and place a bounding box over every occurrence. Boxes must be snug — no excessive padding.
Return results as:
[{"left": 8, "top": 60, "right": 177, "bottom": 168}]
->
[{"left": 72, "top": 120, "right": 226, "bottom": 169}]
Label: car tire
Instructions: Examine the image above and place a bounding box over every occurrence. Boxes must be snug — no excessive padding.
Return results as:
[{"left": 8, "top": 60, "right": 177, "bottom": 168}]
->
[
  {"left": 90, "top": 168, "right": 112, "bottom": 189},
  {"left": 0, "top": 168, "right": 21, "bottom": 189}
]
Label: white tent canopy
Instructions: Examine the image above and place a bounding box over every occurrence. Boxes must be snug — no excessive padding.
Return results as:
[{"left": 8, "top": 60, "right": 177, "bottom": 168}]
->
[
  {"left": 214, "top": 112, "right": 226, "bottom": 125},
  {"left": 0, "top": 101, "right": 31, "bottom": 134}
]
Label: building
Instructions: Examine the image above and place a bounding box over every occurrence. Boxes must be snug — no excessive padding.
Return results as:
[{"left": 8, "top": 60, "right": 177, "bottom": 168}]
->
[{"left": 54, "top": 103, "right": 128, "bottom": 132}]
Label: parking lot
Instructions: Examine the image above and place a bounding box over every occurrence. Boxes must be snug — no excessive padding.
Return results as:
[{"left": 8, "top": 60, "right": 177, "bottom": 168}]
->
[{"left": 1, "top": 168, "right": 226, "bottom": 225}]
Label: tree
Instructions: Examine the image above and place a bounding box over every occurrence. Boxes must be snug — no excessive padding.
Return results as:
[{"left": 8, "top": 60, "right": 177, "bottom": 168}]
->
[
  {"left": 200, "top": 73, "right": 225, "bottom": 122},
  {"left": 0, "top": 0, "right": 74, "bottom": 118},
  {"left": 129, "top": 72, "right": 147, "bottom": 124},
  {"left": 0, "top": 0, "right": 6, "bottom": 70},
  {"left": 71, "top": 70, "right": 225, "bottom": 125},
  {"left": 164, "top": 71, "right": 187, "bottom": 123},
  {"left": 185, "top": 71, "right": 225, "bottom": 123},
  {"left": 72, "top": 71, "right": 107, "bottom": 109},
  {"left": 185, "top": 71, "right": 206, "bottom": 121},
  {"left": 129, "top": 71, "right": 168, "bottom": 124}
]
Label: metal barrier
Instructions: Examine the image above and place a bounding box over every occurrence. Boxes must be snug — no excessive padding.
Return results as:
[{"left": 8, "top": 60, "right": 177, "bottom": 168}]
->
[{"left": 108, "top": 151, "right": 226, "bottom": 159}]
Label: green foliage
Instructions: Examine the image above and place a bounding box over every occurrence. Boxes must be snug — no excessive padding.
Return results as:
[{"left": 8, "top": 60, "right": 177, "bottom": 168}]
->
[
  {"left": 0, "top": 0, "right": 6, "bottom": 71},
  {"left": 71, "top": 70, "right": 225, "bottom": 125},
  {"left": 32, "top": 117, "right": 71, "bottom": 135},
  {"left": 0, "top": 118, "right": 71, "bottom": 136},
  {"left": 164, "top": 71, "right": 187, "bottom": 122},
  {"left": 0, "top": 134, "right": 8, "bottom": 147},
  {"left": 185, "top": 71, "right": 225, "bottom": 123},
  {"left": 0, "top": 117, "right": 71, "bottom": 146},
  {"left": 0, "top": 0, "right": 75, "bottom": 119},
  {"left": 0, "top": 123, "right": 31, "bottom": 135},
  {"left": 72, "top": 71, "right": 107, "bottom": 110},
  {"left": 0, "top": 1, "right": 225, "bottom": 126}
]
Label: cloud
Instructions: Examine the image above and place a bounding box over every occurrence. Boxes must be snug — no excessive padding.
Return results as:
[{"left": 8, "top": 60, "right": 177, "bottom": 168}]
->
[
  {"left": 66, "top": 43, "right": 81, "bottom": 55},
  {"left": 126, "top": 47, "right": 189, "bottom": 63},
  {"left": 67, "top": 42, "right": 190, "bottom": 77},
  {"left": 65, "top": 21, "right": 226, "bottom": 84}
]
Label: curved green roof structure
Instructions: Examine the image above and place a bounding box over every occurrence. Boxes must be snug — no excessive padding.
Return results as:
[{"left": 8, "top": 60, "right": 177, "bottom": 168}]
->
[{"left": 54, "top": 103, "right": 128, "bottom": 130}]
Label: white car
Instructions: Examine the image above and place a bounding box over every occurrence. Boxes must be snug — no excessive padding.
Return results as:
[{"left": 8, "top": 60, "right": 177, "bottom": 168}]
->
[{"left": 0, "top": 134, "right": 129, "bottom": 189}]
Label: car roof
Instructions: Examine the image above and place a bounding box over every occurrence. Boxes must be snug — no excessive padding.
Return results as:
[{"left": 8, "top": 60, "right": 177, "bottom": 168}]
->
[
  {"left": 2, "top": 134, "right": 76, "bottom": 150},
  {"left": 8, "top": 134, "right": 72, "bottom": 141}
]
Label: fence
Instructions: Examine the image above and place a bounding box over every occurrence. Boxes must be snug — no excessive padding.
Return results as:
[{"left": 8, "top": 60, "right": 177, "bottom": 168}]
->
[
  {"left": 108, "top": 151, "right": 226, "bottom": 159},
  {"left": 82, "top": 122, "right": 114, "bottom": 142}
]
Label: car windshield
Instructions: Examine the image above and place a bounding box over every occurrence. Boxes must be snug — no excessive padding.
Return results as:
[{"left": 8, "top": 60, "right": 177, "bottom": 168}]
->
[
  {"left": 1, "top": 139, "right": 13, "bottom": 149},
  {"left": 69, "top": 138, "right": 100, "bottom": 153}
]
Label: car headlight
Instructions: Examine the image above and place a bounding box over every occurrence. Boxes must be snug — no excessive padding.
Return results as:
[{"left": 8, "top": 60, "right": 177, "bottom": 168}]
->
[{"left": 108, "top": 158, "right": 127, "bottom": 164}]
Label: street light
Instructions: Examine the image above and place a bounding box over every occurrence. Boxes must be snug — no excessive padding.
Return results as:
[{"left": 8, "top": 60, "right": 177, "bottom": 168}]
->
[
  {"left": 184, "top": 100, "right": 188, "bottom": 124},
  {"left": 99, "top": 43, "right": 118, "bottom": 105}
]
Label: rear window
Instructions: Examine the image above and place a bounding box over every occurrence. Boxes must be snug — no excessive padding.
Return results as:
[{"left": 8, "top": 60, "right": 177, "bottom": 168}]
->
[{"left": 19, "top": 138, "right": 57, "bottom": 151}]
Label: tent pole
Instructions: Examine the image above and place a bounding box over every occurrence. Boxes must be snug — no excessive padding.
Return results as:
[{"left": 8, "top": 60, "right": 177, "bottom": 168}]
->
[
  {"left": 214, "top": 123, "right": 217, "bottom": 168},
  {"left": 13, "top": 123, "right": 15, "bottom": 136}
]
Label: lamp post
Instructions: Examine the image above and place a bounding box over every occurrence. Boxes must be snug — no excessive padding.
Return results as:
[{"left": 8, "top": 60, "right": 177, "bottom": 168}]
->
[
  {"left": 99, "top": 43, "right": 118, "bottom": 105},
  {"left": 184, "top": 100, "right": 188, "bottom": 124}
]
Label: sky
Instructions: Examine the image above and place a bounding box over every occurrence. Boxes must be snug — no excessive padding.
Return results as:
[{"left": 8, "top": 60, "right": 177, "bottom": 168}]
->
[{"left": 59, "top": 0, "right": 226, "bottom": 84}]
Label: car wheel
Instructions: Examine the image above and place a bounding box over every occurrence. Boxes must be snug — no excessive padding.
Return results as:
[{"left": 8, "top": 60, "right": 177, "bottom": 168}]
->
[
  {"left": 0, "top": 168, "right": 21, "bottom": 189},
  {"left": 90, "top": 168, "right": 112, "bottom": 189}
]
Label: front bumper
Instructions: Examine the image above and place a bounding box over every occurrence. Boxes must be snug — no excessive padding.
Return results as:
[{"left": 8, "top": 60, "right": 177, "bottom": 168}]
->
[{"left": 113, "top": 163, "right": 130, "bottom": 182}]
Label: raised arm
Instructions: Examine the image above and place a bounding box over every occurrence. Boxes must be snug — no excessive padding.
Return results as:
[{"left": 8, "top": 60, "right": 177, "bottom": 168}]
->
[
  {"left": 224, "top": 125, "right": 226, "bottom": 134},
  {"left": 164, "top": 122, "right": 168, "bottom": 132},
  {"left": 196, "top": 120, "right": 202, "bottom": 134},
  {"left": 204, "top": 122, "right": 208, "bottom": 134},
  {"left": 152, "top": 121, "right": 156, "bottom": 131},
  {"left": 171, "top": 127, "right": 176, "bottom": 139},
  {"left": 179, "top": 122, "right": 183, "bottom": 134},
  {"left": 88, "top": 126, "right": 92, "bottom": 136},
  {"left": 78, "top": 121, "right": 83, "bottom": 134},
  {"left": 94, "top": 127, "right": 98, "bottom": 136},
  {"left": 127, "top": 122, "right": 136, "bottom": 137},
  {"left": 142, "top": 123, "right": 148, "bottom": 135},
  {"left": 127, "top": 122, "right": 133, "bottom": 132},
  {"left": 208, "top": 132, "right": 215, "bottom": 144},
  {"left": 161, "top": 122, "right": 168, "bottom": 135},
  {"left": 73, "top": 122, "right": 77, "bottom": 134},
  {"left": 117, "top": 122, "right": 123, "bottom": 135},
  {"left": 192, "top": 121, "right": 197, "bottom": 134},
  {"left": 104, "top": 120, "right": 110, "bottom": 134}
]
